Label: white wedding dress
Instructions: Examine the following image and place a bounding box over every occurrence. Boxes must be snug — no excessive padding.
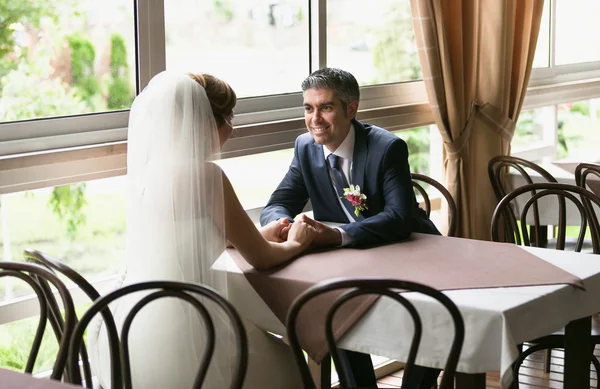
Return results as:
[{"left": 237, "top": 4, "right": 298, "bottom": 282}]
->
[{"left": 87, "top": 71, "right": 303, "bottom": 388}]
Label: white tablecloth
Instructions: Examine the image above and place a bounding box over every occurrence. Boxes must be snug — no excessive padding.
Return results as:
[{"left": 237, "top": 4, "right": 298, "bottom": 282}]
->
[
  {"left": 509, "top": 162, "right": 600, "bottom": 225},
  {"left": 213, "top": 246, "right": 600, "bottom": 389}
]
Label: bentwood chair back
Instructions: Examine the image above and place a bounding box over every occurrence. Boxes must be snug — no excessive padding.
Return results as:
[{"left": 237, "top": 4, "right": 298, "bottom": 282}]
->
[{"left": 286, "top": 278, "right": 465, "bottom": 389}]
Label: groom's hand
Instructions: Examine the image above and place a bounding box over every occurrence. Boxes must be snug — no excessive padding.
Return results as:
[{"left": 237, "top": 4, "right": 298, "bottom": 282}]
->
[
  {"left": 299, "top": 215, "right": 342, "bottom": 247},
  {"left": 260, "top": 218, "right": 292, "bottom": 243}
]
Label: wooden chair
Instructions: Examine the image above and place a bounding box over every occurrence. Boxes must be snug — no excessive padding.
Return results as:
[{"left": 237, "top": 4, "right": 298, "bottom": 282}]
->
[
  {"left": 575, "top": 162, "right": 600, "bottom": 191},
  {"left": 286, "top": 278, "right": 465, "bottom": 389},
  {"left": 411, "top": 173, "right": 458, "bottom": 237},
  {"left": 67, "top": 280, "right": 248, "bottom": 389},
  {"left": 491, "top": 182, "right": 600, "bottom": 388},
  {"left": 0, "top": 261, "right": 76, "bottom": 381},
  {"left": 23, "top": 249, "right": 121, "bottom": 387},
  {"left": 488, "top": 155, "right": 562, "bottom": 248}
]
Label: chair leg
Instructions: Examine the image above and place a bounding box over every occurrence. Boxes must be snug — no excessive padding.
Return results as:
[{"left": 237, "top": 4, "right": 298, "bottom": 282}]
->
[
  {"left": 320, "top": 354, "right": 331, "bottom": 389},
  {"left": 544, "top": 349, "right": 552, "bottom": 373}
]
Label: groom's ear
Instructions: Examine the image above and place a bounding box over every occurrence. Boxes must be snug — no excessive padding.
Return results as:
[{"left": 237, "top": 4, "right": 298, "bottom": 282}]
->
[{"left": 347, "top": 100, "right": 359, "bottom": 120}]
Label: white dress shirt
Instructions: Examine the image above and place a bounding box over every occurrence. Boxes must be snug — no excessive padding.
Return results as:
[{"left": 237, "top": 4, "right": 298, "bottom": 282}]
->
[{"left": 322, "top": 124, "right": 356, "bottom": 246}]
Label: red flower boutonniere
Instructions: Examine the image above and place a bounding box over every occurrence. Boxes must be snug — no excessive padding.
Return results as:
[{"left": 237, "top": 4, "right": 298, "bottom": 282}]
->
[{"left": 342, "top": 184, "right": 368, "bottom": 217}]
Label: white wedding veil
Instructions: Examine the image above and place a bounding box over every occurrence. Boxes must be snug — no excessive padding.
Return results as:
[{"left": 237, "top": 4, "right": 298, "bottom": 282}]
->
[{"left": 117, "top": 70, "right": 231, "bottom": 387}]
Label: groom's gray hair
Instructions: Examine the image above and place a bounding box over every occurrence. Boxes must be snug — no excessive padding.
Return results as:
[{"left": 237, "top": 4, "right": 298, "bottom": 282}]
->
[{"left": 301, "top": 68, "right": 360, "bottom": 112}]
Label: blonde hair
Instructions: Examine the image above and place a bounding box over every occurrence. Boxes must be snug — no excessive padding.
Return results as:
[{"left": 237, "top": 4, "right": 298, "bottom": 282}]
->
[{"left": 188, "top": 73, "right": 237, "bottom": 127}]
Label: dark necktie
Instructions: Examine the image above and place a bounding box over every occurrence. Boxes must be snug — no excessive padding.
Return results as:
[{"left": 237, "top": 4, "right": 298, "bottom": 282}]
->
[{"left": 328, "top": 154, "right": 363, "bottom": 221}]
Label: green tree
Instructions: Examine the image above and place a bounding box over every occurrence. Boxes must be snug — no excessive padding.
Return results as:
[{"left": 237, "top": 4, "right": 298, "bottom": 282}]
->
[
  {"left": 0, "top": 1, "right": 58, "bottom": 85},
  {"left": 67, "top": 33, "right": 98, "bottom": 106},
  {"left": 0, "top": 47, "right": 88, "bottom": 121},
  {"left": 107, "top": 34, "right": 134, "bottom": 109},
  {"left": 213, "top": 0, "right": 234, "bottom": 23},
  {"left": 371, "top": 4, "right": 422, "bottom": 84},
  {"left": 49, "top": 183, "right": 87, "bottom": 240}
]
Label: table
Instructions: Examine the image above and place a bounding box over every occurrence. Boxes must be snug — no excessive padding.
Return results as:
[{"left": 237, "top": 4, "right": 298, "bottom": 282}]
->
[
  {"left": 509, "top": 161, "right": 600, "bottom": 226},
  {"left": 0, "top": 368, "right": 80, "bottom": 388},
  {"left": 214, "top": 245, "right": 600, "bottom": 389}
]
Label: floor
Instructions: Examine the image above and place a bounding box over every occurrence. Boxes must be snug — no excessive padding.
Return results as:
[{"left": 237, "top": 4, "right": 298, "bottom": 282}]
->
[{"left": 376, "top": 347, "right": 599, "bottom": 388}]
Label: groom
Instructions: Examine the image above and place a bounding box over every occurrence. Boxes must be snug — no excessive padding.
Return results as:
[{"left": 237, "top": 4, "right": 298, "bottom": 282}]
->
[{"left": 260, "top": 68, "right": 441, "bottom": 388}]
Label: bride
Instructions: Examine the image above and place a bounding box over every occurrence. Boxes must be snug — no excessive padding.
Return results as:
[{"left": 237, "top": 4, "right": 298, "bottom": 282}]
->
[{"left": 88, "top": 71, "right": 315, "bottom": 388}]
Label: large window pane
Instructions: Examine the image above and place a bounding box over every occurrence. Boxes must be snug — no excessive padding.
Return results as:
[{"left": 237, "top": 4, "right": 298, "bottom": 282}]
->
[
  {"left": 165, "top": 0, "right": 309, "bottom": 98},
  {"left": 555, "top": 0, "right": 600, "bottom": 65},
  {"left": 0, "top": 304, "right": 89, "bottom": 374},
  {"left": 0, "top": 176, "right": 126, "bottom": 302},
  {"left": 0, "top": 0, "right": 136, "bottom": 122},
  {"left": 513, "top": 107, "right": 554, "bottom": 152},
  {"left": 327, "top": 0, "right": 422, "bottom": 86},
  {"left": 558, "top": 98, "right": 600, "bottom": 159}
]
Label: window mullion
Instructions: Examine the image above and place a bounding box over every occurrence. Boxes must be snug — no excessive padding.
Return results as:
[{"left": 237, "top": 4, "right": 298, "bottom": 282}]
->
[
  {"left": 136, "top": 0, "right": 167, "bottom": 92},
  {"left": 309, "top": 0, "right": 327, "bottom": 72},
  {"left": 549, "top": 0, "right": 557, "bottom": 68}
]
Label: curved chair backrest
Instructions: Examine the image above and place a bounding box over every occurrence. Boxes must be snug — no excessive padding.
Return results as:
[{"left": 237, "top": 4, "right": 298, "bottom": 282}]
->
[
  {"left": 23, "top": 249, "right": 121, "bottom": 387},
  {"left": 491, "top": 183, "right": 600, "bottom": 254},
  {"left": 0, "top": 261, "right": 75, "bottom": 380},
  {"left": 411, "top": 173, "right": 458, "bottom": 237},
  {"left": 286, "top": 278, "right": 464, "bottom": 389},
  {"left": 575, "top": 162, "right": 600, "bottom": 192},
  {"left": 67, "top": 281, "right": 248, "bottom": 389},
  {"left": 488, "top": 155, "right": 563, "bottom": 247}
]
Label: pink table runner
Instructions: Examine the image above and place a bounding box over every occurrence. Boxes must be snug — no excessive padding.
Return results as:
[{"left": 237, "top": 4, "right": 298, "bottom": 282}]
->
[
  {"left": 0, "top": 368, "right": 81, "bottom": 389},
  {"left": 229, "top": 233, "right": 584, "bottom": 362}
]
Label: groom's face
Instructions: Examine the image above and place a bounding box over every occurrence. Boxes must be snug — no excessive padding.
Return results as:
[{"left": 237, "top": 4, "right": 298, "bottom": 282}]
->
[{"left": 303, "top": 88, "right": 357, "bottom": 152}]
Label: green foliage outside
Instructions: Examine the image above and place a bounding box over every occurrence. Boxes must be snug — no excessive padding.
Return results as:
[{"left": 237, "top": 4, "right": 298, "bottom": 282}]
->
[
  {"left": 67, "top": 34, "right": 99, "bottom": 106},
  {"left": 0, "top": 304, "right": 91, "bottom": 374},
  {"left": 371, "top": 3, "right": 428, "bottom": 175},
  {"left": 395, "top": 127, "right": 431, "bottom": 175},
  {"left": 214, "top": 0, "right": 234, "bottom": 23},
  {"left": 370, "top": 4, "right": 422, "bottom": 84},
  {"left": 0, "top": 52, "right": 88, "bottom": 122},
  {"left": 107, "top": 34, "right": 134, "bottom": 109},
  {"left": 514, "top": 100, "right": 600, "bottom": 159},
  {"left": 49, "top": 183, "right": 88, "bottom": 240},
  {"left": 0, "top": 1, "right": 129, "bottom": 374},
  {"left": 0, "top": 1, "right": 60, "bottom": 83}
]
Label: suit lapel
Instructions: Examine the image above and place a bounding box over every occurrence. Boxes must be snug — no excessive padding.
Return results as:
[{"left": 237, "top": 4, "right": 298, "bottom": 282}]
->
[{"left": 351, "top": 120, "right": 367, "bottom": 190}]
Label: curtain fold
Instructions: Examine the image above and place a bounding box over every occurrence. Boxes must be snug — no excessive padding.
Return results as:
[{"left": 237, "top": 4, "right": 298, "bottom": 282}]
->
[{"left": 410, "top": 0, "right": 544, "bottom": 240}]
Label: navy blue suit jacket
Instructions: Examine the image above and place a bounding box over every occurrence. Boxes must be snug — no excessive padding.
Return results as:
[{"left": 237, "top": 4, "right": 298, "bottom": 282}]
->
[{"left": 260, "top": 120, "right": 440, "bottom": 247}]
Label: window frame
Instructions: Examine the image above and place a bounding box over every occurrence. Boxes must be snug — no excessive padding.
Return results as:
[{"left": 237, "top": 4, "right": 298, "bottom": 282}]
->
[{"left": 3, "top": 0, "right": 600, "bottom": 339}]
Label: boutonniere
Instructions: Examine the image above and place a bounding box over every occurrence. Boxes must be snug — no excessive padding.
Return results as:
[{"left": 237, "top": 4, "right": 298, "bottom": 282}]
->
[{"left": 342, "top": 185, "right": 368, "bottom": 217}]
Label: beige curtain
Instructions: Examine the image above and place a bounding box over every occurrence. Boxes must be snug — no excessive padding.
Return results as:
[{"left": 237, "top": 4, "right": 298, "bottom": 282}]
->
[{"left": 410, "top": 0, "right": 544, "bottom": 240}]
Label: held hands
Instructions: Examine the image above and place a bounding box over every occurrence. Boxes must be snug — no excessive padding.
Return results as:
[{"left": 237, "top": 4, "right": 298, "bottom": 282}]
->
[
  {"left": 260, "top": 218, "right": 292, "bottom": 243},
  {"left": 261, "top": 215, "right": 341, "bottom": 248},
  {"left": 297, "top": 215, "right": 342, "bottom": 248},
  {"left": 287, "top": 217, "right": 318, "bottom": 249}
]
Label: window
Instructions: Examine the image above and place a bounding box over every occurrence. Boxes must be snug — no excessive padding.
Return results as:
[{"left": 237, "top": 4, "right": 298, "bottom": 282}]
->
[
  {"left": 513, "top": 106, "right": 555, "bottom": 153},
  {"left": 0, "top": 0, "right": 136, "bottom": 123},
  {"left": 0, "top": 176, "right": 126, "bottom": 303},
  {"left": 327, "top": 0, "right": 421, "bottom": 85},
  {"left": 517, "top": 0, "right": 600, "bottom": 161},
  {"left": 532, "top": 0, "right": 550, "bottom": 69},
  {"left": 164, "top": 0, "right": 309, "bottom": 98},
  {"left": 512, "top": 98, "right": 600, "bottom": 162},
  {"left": 558, "top": 98, "right": 600, "bottom": 159},
  {"left": 555, "top": 0, "right": 600, "bottom": 65}
]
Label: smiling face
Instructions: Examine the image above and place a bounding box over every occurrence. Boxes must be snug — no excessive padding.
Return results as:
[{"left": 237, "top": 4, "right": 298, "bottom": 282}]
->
[{"left": 303, "top": 88, "right": 358, "bottom": 152}]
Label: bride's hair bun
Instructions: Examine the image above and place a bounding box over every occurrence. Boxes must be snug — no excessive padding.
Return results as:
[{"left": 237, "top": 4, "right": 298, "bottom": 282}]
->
[{"left": 188, "top": 73, "right": 237, "bottom": 127}]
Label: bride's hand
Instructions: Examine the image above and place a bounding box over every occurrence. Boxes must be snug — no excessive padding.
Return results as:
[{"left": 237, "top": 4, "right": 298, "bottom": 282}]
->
[
  {"left": 287, "top": 219, "right": 317, "bottom": 249},
  {"left": 260, "top": 218, "right": 292, "bottom": 243}
]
